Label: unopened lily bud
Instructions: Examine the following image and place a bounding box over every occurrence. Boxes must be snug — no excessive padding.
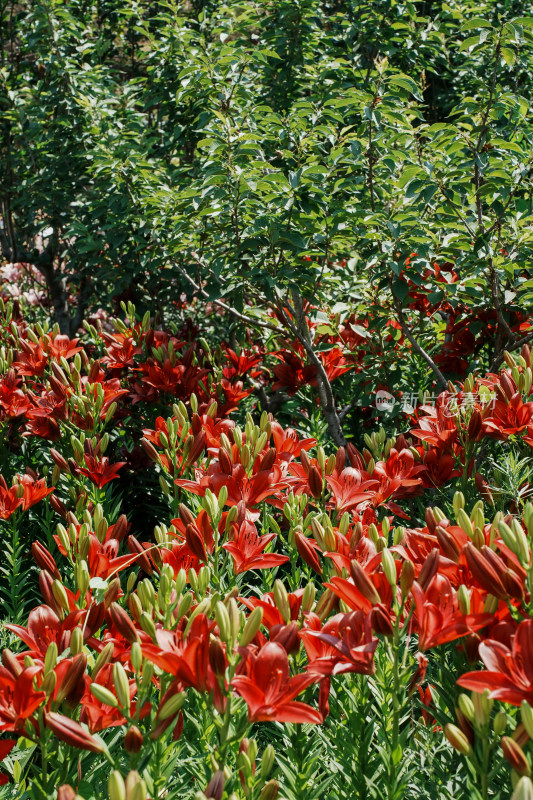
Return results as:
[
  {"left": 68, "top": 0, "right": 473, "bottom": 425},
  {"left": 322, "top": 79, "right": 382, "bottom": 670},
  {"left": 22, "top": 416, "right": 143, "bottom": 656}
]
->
[
  {"left": 453, "top": 491, "right": 465, "bottom": 516},
  {"left": 512, "top": 776, "right": 533, "bottom": 800},
  {"left": 176, "top": 592, "right": 194, "bottom": 621},
  {"left": 259, "top": 780, "right": 279, "bottom": 800},
  {"left": 302, "top": 582, "right": 316, "bottom": 613},
  {"left": 502, "top": 736, "right": 531, "bottom": 776},
  {"left": 75, "top": 561, "right": 90, "bottom": 598},
  {"left": 273, "top": 580, "right": 291, "bottom": 624},
  {"left": 128, "top": 593, "right": 143, "bottom": 622},
  {"left": 457, "top": 584, "right": 471, "bottom": 615},
  {"left": 471, "top": 502, "right": 485, "bottom": 531},
  {"left": 368, "top": 523, "right": 379, "bottom": 544},
  {"left": 499, "top": 519, "right": 519, "bottom": 553},
  {"left": 44, "top": 642, "right": 58, "bottom": 674},
  {"left": 323, "top": 525, "right": 336, "bottom": 552},
  {"left": 261, "top": 744, "right": 276, "bottom": 780},
  {"left": 381, "top": 548, "right": 397, "bottom": 588},
  {"left": 325, "top": 454, "right": 336, "bottom": 475},
  {"left": 93, "top": 642, "right": 114, "bottom": 676},
  {"left": 128, "top": 643, "right": 142, "bottom": 673},
  {"left": 90, "top": 683, "right": 119, "bottom": 708},
  {"left": 139, "top": 612, "right": 157, "bottom": 641},
  {"left": 445, "top": 723, "right": 471, "bottom": 755},
  {"left": 240, "top": 607, "right": 263, "bottom": 647},
  {"left": 393, "top": 525, "right": 405, "bottom": 545},
  {"left": 457, "top": 694, "right": 475, "bottom": 722},
  {"left": 400, "top": 560, "right": 415, "bottom": 598},
  {"left": 226, "top": 597, "right": 241, "bottom": 641},
  {"left": 128, "top": 778, "right": 148, "bottom": 800},
  {"left": 124, "top": 725, "right": 143, "bottom": 754},
  {"left": 70, "top": 627, "right": 83, "bottom": 656},
  {"left": 522, "top": 701, "right": 533, "bottom": 739},
  {"left": 41, "top": 670, "right": 57, "bottom": 695},
  {"left": 525, "top": 504, "right": 533, "bottom": 538},
  {"left": 159, "top": 691, "right": 187, "bottom": 721},
  {"left": 511, "top": 519, "right": 530, "bottom": 566},
  {"left": 483, "top": 593, "right": 499, "bottom": 614},
  {"left": 175, "top": 568, "right": 187, "bottom": 596},
  {"left": 494, "top": 711, "right": 507, "bottom": 735},
  {"left": 433, "top": 506, "right": 446, "bottom": 523},
  {"left": 457, "top": 508, "right": 473, "bottom": 539},
  {"left": 339, "top": 512, "right": 350, "bottom": 536},
  {"left": 52, "top": 580, "right": 70, "bottom": 613},
  {"left": 315, "top": 587, "right": 337, "bottom": 620},
  {"left": 224, "top": 505, "right": 238, "bottom": 533},
  {"left": 56, "top": 524, "right": 71, "bottom": 555},
  {"left": 309, "top": 517, "right": 326, "bottom": 549},
  {"left": 112, "top": 662, "right": 130, "bottom": 713},
  {"left": 108, "top": 771, "right": 126, "bottom": 800},
  {"left": 215, "top": 602, "right": 231, "bottom": 642},
  {"left": 472, "top": 690, "right": 493, "bottom": 727}
]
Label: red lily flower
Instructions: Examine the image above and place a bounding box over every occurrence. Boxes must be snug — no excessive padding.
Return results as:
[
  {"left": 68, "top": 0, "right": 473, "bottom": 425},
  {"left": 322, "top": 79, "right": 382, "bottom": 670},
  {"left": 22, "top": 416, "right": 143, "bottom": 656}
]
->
[
  {"left": 16, "top": 474, "right": 54, "bottom": 510},
  {"left": 482, "top": 392, "right": 533, "bottom": 440},
  {"left": 80, "top": 663, "right": 151, "bottom": 732},
  {"left": 326, "top": 467, "right": 378, "bottom": 514},
  {"left": 300, "top": 611, "right": 378, "bottom": 676},
  {"left": 42, "top": 334, "right": 82, "bottom": 361},
  {"left": 231, "top": 642, "right": 322, "bottom": 723},
  {"left": 0, "top": 479, "right": 22, "bottom": 520},
  {"left": 142, "top": 614, "right": 223, "bottom": 703},
  {"left": 0, "top": 665, "right": 46, "bottom": 733},
  {"left": 6, "top": 605, "right": 84, "bottom": 657},
  {"left": 458, "top": 620, "right": 533, "bottom": 706},
  {"left": 223, "top": 519, "right": 289, "bottom": 574},
  {"left": 78, "top": 455, "right": 126, "bottom": 489},
  {"left": 411, "top": 575, "right": 493, "bottom": 651}
]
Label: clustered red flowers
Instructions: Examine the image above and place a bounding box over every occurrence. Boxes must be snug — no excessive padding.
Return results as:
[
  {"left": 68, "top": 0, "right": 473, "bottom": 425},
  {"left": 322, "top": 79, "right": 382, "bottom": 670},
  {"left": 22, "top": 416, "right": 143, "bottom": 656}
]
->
[{"left": 1, "top": 298, "right": 533, "bottom": 798}]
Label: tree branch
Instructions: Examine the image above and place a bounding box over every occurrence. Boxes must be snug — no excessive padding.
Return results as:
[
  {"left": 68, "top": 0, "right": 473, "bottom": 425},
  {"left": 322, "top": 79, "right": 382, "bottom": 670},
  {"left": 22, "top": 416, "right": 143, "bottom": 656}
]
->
[
  {"left": 393, "top": 297, "right": 448, "bottom": 390},
  {"left": 275, "top": 291, "right": 347, "bottom": 447}
]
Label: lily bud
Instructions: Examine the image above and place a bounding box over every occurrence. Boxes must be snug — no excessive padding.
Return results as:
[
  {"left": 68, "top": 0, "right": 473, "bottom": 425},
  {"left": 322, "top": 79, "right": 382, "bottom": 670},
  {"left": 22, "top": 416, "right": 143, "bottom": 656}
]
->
[
  {"left": 453, "top": 491, "right": 465, "bottom": 515},
  {"left": 400, "top": 560, "right": 415, "bottom": 598},
  {"left": 70, "top": 627, "right": 83, "bottom": 656},
  {"left": 512, "top": 777, "right": 533, "bottom": 800},
  {"left": 502, "top": 736, "right": 531, "bottom": 776},
  {"left": 381, "top": 548, "right": 397, "bottom": 588},
  {"left": 259, "top": 781, "right": 279, "bottom": 800},
  {"left": 261, "top": 744, "right": 275, "bottom": 780},
  {"left": 273, "top": 580, "right": 291, "bottom": 624},
  {"left": 493, "top": 711, "right": 507, "bottom": 735},
  {"left": 215, "top": 601, "right": 231, "bottom": 642},
  {"left": 456, "top": 508, "right": 473, "bottom": 539},
  {"left": 52, "top": 580, "right": 70, "bottom": 613},
  {"left": 302, "top": 582, "right": 316, "bottom": 613},
  {"left": 159, "top": 691, "right": 187, "bottom": 721},
  {"left": 90, "top": 683, "right": 119, "bottom": 708},
  {"left": 472, "top": 690, "right": 493, "bottom": 727},
  {"left": 44, "top": 642, "right": 58, "bottom": 674},
  {"left": 522, "top": 701, "right": 533, "bottom": 739},
  {"left": 113, "top": 662, "right": 131, "bottom": 713},
  {"left": 457, "top": 694, "right": 475, "bottom": 722},
  {"left": 444, "top": 723, "right": 471, "bottom": 755},
  {"left": 93, "top": 641, "right": 114, "bottom": 676},
  {"left": 240, "top": 607, "right": 263, "bottom": 647},
  {"left": 124, "top": 725, "right": 143, "bottom": 754},
  {"left": 457, "top": 585, "right": 471, "bottom": 615}
]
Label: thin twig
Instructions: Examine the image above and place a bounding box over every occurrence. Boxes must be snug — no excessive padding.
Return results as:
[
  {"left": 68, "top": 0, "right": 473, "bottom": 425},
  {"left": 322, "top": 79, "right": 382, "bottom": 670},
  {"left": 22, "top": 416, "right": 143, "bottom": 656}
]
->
[{"left": 174, "top": 260, "right": 279, "bottom": 333}]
